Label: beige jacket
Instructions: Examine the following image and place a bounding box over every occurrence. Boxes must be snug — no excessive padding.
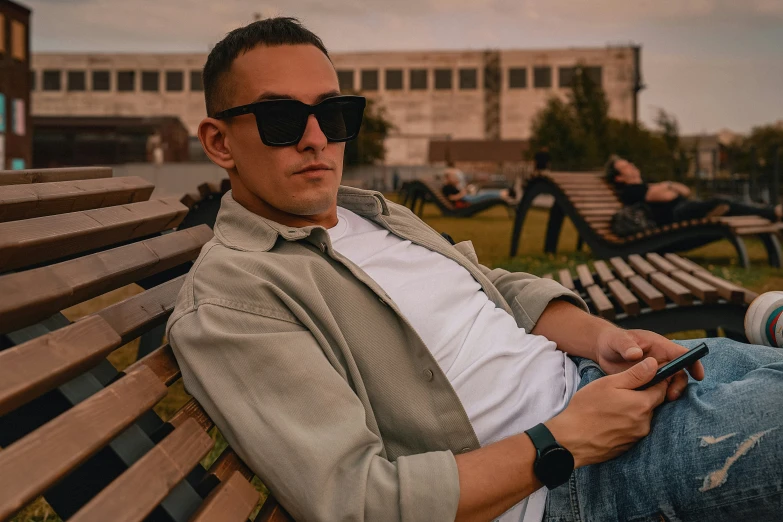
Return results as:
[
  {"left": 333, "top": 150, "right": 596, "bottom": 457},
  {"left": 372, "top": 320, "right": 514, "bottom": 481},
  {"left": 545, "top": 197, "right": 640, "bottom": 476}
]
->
[{"left": 166, "top": 187, "right": 586, "bottom": 522}]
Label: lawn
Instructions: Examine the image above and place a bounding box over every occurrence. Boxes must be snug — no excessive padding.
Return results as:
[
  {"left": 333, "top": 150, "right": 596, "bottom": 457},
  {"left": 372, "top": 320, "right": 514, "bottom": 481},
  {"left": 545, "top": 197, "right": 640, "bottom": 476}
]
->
[{"left": 11, "top": 197, "right": 782, "bottom": 522}]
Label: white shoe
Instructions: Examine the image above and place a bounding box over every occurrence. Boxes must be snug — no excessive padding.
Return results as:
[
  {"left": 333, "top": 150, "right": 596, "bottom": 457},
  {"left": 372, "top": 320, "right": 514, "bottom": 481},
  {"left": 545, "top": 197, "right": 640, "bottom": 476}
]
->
[{"left": 745, "top": 291, "right": 783, "bottom": 347}]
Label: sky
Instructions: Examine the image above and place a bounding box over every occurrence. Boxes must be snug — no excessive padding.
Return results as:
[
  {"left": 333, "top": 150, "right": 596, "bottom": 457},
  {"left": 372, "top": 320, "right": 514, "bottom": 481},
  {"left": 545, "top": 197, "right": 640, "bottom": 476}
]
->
[{"left": 21, "top": 0, "right": 783, "bottom": 135}]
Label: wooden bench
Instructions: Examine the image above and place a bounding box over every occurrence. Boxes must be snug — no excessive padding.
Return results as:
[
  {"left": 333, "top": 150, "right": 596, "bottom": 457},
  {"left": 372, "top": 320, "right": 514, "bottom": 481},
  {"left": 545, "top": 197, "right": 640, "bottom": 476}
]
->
[
  {"left": 510, "top": 171, "right": 783, "bottom": 268},
  {"left": 0, "top": 167, "right": 293, "bottom": 522},
  {"left": 542, "top": 252, "right": 756, "bottom": 339}
]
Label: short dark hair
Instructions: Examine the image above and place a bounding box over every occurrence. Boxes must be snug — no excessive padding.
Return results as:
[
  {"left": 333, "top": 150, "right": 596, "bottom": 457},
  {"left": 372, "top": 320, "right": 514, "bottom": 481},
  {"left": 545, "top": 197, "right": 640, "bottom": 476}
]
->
[
  {"left": 203, "top": 17, "right": 330, "bottom": 117},
  {"left": 604, "top": 154, "right": 622, "bottom": 185}
]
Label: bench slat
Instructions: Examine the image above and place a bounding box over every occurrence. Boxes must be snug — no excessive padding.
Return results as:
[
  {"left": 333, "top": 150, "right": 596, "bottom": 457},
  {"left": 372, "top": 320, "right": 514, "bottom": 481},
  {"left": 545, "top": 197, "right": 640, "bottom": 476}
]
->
[
  {"left": 669, "top": 270, "right": 718, "bottom": 302},
  {"left": 190, "top": 471, "right": 260, "bottom": 522},
  {"left": 649, "top": 272, "right": 693, "bottom": 306},
  {"left": 0, "top": 316, "right": 121, "bottom": 416},
  {"left": 609, "top": 257, "right": 635, "bottom": 282},
  {"left": 169, "top": 397, "right": 215, "bottom": 433},
  {"left": 256, "top": 496, "right": 295, "bottom": 522},
  {"left": 0, "top": 198, "right": 189, "bottom": 271},
  {"left": 645, "top": 253, "right": 677, "bottom": 275},
  {"left": 96, "top": 275, "right": 186, "bottom": 344},
  {"left": 0, "top": 366, "right": 166, "bottom": 521},
  {"left": 586, "top": 284, "right": 615, "bottom": 320},
  {"left": 734, "top": 225, "right": 783, "bottom": 235},
  {"left": 690, "top": 271, "right": 745, "bottom": 303},
  {"left": 557, "top": 269, "right": 575, "bottom": 291},
  {"left": 0, "top": 226, "right": 213, "bottom": 334},
  {"left": 0, "top": 176, "right": 154, "bottom": 222},
  {"left": 575, "top": 264, "right": 595, "bottom": 288},
  {"left": 628, "top": 275, "right": 666, "bottom": 310},
  {"left": 0, "top": 167, "right": 112, "bottom": 186},
  {"left": 627, "top": 254, "right": 657, "bottom": 281},
  {"left": 607, "top": 280, "right": 640, "bottom": 316},
  {"left": 592, "top": 260, "right": 616, "bottom": 285},
  {"left": 125, "top": 344, "right": 181, "bottom": 386},
  {"left": 663, "top": 253, "right": 707, "bottom": 275},
  {"left": 70, "top": 418, "right": 214, "bottom": 522}
]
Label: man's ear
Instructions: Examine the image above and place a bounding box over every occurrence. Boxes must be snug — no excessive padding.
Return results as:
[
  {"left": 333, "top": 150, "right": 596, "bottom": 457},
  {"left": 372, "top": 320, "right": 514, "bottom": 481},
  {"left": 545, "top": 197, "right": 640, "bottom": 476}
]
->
[{"left": 198, "top": 118, "right": 235, "bottom": 170}]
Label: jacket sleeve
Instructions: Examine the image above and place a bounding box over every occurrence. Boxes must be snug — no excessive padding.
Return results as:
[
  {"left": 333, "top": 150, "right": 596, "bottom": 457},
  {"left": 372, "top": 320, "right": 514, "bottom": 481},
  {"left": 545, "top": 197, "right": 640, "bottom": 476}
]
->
[
  {"left": 167, "top": 303, "right": 460, "bottom": 522},
  {"left": 451, "top": 240, "right": 589, "bottom": 333}
]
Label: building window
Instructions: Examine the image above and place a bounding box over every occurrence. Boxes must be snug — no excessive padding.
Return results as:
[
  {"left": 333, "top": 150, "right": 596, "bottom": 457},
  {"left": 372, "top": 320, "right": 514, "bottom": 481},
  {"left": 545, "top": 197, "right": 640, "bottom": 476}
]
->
[
  {"left": 558, "top": 66, "right": 575, "bottom": 88},
  {"left": 434, "top": 69, "right": 452, "bottom": 90},
  {"left": 67, "top": 71, "right": 86, "bottom": 92},
  {"left": 117, "top": 70, "right": 136, "bottom": 92},
  {"left": 11, "top": 159, "right": 25, "bottom": 170},
  {"left": 361, "top": 69, "right": 378, "bottom": 91},
  {"left": 410, "top": 69, "right": 428, "bottom": 90},
  {"left": 190, "top": 70, "right": 203, "bottom": 91},
  {"left": 385, "top": 69, "right": 403, "bottom": 90},
  {"left": 586, "top": 66, "right": 602, "bottom": 87},
  {"left": 0, "top": 14, "right": 5, "bottom": 55},
  {"left": 459, "top": 68, "right": 477, "bottom": 90},
  {"left": 11, "top": 20, "right": 25, "bottom": 61},
  {"left": 533, "top": 66, "right": 552, "bottom": 88},
  {"left": 166, "top": 71, "right": 184, "bottom": 91},
  {"left": 509, "top": 67, "right": 527, "bottom": 88},
  {"left": 0, "top": 93, "right": 5, "bottom": 132},
  {"left": 92, "top": 70, "right": 110, "bottom": 91},
  {"left": 29, "top": 70, "right": 36, "bottom": 91},
  {"left": 42, "top": 70, "right": 62, "bottom": 91},
  {"left": 141, "top": 71, "right": 160, "bottom": 92},
  {"left": 337, "top": 70, "right": 354, "bottom": 91}
]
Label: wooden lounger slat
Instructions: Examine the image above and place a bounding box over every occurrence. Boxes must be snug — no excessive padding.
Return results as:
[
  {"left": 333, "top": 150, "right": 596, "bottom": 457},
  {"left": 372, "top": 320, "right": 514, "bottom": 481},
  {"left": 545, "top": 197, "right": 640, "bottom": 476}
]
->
[
  {"left": 689, "top": 271, "right": 745, "bottom": 303},
  {"left": 0, "top": 167, "right": 113, "bottom": 186},
  {"left": 189, "top": 471, "right": 260, "bottom": 522},
  {"left": 255, "top": 496, "right": 295, "bottom": 522},
  {"left": 0, "top": 226, "right": 213, "bottom": 335},
  {"left": 607, "top": 280, "right": 640, "bottom": 316},
  {"left": 586, "top": 284, "right": 615, "bottom": 320},
  {"left": 203, "top": 448, "right": 255, "bottom": 486},
  {"left": 169, "top": 397, "right": 216, "bottom": 433},
  {"left": 628, "top": 275, "right": 666, "bottom": 310},
  {"left": 69, "top": 419, "right": 214, "bottom": 522},
  {"left": 734, "top": 225, "right": 783, "bottom": 235},
  {"left": 627, "top": 254, "right": 657, "bottom": 280},
  {"left": 95, "top": 275, "right": 186, "bottom": 344},
  {"left": 663, "top": 253, "right": 707, "bottom": 275},
  {"left": 0, "top": 198, "right": 189, "bottom": 271},
  {"left": 542, "top": 273, "right": 553, "bottom": 280},
  {"left": 0, "top": 316, "right": 121, "bottom": 416},
  {"left": 718, "top": 215, "right": 774, "bottom": 226},
  {"left": 575, "top": 264, "right": 595, "bottom": 288},
  {"left": 0, "top": 366, "right": 167, "bottom": 521},
  {"left": 592, "top": 260, "right": 616, "bottom": 285},
  {"left": 125, "top": 344, "right": 181, "bottom": 386},
  {"left": 645, "top": 253, "right": 677, "bottom": 275},
  {"left": 0, "top": 176, "right": 155, "bottom": 222},
  {"left": 669, "top": 270, "right": 719, "bottom": 302},
  {"left": 557, "top": 269, "right": 575, "bottom": 291},
  {"left": 609, "top": 257, "right": 635, "bottom": 282},
  {"left": 649, "top": 272, "right": 693, "bottom": 306}
]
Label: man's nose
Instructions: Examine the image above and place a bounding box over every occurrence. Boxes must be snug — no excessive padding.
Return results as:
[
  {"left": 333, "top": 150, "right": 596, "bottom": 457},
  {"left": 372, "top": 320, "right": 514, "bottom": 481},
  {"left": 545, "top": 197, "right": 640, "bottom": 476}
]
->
[{"left": 296, "top": 114, "right": 328, "bottom": 152}]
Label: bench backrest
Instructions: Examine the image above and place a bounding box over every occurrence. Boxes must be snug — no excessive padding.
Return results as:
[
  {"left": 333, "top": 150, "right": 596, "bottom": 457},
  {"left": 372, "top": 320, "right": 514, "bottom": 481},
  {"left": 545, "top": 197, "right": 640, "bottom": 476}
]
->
[{"left": 0, "top": 167, "right": 292, "bottom": 522}]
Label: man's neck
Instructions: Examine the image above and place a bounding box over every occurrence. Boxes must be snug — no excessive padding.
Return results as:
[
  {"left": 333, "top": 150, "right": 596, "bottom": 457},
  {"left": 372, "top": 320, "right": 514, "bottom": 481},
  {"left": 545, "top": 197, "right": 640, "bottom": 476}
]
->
[{"left": 231, "top": 185, "right": 338, "bottom": 229}]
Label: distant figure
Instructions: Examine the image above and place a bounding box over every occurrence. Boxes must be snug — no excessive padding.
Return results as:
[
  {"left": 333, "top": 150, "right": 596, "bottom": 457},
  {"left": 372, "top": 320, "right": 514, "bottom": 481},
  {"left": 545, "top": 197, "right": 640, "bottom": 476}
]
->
[
  {"left": 441, "top": 168, "right": 516, "bottom": 208},
  {"left": 606, "top": 155, "right": 782, "bottom": 226},
  {"left": 534, "top": 146, "right": 551, "bottom": 172},
  {"left": 392, "top": 169, "right": 401, "bottom": 192}
]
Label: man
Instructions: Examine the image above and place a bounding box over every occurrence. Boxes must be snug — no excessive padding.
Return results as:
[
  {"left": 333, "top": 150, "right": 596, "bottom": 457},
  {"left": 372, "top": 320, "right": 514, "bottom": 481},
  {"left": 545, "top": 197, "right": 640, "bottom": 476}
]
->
[
  {"left": 606, "top": 155, "right": 783, "bottom": 226},
  {"left": 167, "top": 18, "right": 783, "bottom": 522}
]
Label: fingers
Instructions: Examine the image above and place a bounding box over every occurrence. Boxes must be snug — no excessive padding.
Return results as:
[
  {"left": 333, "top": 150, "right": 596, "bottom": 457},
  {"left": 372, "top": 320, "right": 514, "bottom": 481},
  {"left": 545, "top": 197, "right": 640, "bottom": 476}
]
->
[
  {"left": 612, "top": 357, "right": 658, "bottom": 390},
  {"left": 688, "top": 360, "right": 706, "bottom": 381},
  {"left": 665, "top": 370, "right": 689, "bottom": 401}
]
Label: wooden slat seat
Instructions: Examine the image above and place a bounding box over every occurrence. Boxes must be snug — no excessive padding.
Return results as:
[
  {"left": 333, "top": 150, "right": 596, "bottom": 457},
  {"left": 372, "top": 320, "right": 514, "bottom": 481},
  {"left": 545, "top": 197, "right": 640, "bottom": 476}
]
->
[
  {"left": 0, "top": 166, "right": 112, "bottom": 186},
  {"left": 189, "top": 471, "right": 260, "bottom": 522},
  {"left": 669, "top": 270, "right": 719, "bottom": 302},
  {"left": 558, "top": 269, "right": 575, "bottom": 291},
  {"left": 0, "top": 197, "right": 190, "bottom": 272},
  {"left": 510, "top": 171, "right": 783, "bottom": 268},
  {"left": 0, "top": 176, "right": 155, "bottom": 222}
]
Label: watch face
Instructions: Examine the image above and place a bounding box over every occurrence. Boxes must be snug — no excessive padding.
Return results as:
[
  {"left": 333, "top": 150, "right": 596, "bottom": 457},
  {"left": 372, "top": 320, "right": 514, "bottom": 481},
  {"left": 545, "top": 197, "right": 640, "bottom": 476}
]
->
[{"left": 534, "top": 447, "right": 575, "bottom": 488}]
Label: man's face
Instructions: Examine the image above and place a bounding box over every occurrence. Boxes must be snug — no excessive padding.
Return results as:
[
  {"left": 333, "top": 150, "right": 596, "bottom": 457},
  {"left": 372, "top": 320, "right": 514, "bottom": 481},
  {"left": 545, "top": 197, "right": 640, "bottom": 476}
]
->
[
  {"left": 219, "top": 44, "right": 344, "bottom": 219},
  {"left": 614, "top": 159, "right": 642, "bottom": 184}
]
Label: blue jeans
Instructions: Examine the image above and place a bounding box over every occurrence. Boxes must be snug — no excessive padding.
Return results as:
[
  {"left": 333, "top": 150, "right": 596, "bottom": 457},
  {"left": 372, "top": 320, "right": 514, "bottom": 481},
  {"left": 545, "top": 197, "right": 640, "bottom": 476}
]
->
[
  {"left": 545, "top": 338, "right": 783, "bottom": 521},
  {"left": 462, "top": 191, "right": 504, "bottom": 205}
]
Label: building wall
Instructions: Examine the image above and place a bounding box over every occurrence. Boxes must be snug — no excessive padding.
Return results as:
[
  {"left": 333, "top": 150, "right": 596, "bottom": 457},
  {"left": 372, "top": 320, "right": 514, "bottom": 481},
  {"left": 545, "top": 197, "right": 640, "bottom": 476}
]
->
[
  {"left": 0, "top": 0, "right": 31, "bottom": 170},
  {"left": 31, "top": 46, "right": 641, "bottom": 165}
]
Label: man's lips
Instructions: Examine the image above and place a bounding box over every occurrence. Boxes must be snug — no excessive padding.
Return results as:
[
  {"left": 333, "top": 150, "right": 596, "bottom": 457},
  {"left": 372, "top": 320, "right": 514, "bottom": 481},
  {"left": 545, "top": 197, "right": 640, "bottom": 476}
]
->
[{"left": 295, "top": 163, "right": 332, "bottom": 174}]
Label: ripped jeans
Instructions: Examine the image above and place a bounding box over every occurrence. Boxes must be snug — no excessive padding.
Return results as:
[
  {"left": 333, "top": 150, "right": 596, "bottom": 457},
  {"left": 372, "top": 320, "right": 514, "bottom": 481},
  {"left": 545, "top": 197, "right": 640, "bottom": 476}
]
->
[{"left": 545, "top": 338, "right": 783, "bottom": 521}]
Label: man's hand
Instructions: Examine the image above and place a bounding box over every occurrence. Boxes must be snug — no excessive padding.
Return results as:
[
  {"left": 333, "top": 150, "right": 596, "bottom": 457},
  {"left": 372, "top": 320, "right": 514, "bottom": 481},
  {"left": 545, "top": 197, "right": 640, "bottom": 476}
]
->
[
  {"left": 595, "top": 327, "right": 706, "bottom": 401},
  {"left": 546, "top": 357, "right": 668, "bottom": 468}
]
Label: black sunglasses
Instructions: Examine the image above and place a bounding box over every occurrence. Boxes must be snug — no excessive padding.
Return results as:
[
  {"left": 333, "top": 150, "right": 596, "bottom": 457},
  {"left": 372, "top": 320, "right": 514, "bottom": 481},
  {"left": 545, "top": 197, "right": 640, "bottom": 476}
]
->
[{"left": 214, "top": 95, "right": 366, "bottom": 147}]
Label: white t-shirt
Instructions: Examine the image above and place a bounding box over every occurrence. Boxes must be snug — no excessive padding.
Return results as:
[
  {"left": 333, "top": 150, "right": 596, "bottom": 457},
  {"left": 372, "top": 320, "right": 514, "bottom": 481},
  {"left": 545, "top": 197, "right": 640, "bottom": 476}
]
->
[{"left": 328, "top": 207, "right": 579, "bottom": 522}]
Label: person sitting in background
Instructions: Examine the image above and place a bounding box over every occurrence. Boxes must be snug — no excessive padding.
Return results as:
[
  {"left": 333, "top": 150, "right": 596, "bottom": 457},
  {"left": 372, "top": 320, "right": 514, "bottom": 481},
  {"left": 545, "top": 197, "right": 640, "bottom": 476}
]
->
[
  {"left": 606, "top": 155, "right": 783, "bottom": 226},
  {"left": 441, "top": 168, "right": 518, "bottom": 207}
]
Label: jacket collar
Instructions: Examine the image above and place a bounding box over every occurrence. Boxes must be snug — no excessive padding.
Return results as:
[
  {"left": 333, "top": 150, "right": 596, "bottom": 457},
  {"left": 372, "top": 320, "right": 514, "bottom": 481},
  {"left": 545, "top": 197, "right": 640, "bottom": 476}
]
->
[{"left": 213, "top": 185, "right": 390, "bottom": 252}]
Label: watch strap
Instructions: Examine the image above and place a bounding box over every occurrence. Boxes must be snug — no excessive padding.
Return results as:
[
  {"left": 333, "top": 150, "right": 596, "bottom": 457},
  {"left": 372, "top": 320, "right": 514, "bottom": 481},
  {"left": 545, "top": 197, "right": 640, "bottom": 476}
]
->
[{"left": 525, "top": 423, "right": 558, "bottom": 451}]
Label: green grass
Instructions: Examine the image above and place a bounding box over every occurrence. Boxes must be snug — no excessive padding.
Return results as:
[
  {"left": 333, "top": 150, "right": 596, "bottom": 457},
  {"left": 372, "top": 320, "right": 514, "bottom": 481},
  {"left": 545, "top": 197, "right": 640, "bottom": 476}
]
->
[{"left": 10, "top": 197, "right": 782, "bottom": 521}]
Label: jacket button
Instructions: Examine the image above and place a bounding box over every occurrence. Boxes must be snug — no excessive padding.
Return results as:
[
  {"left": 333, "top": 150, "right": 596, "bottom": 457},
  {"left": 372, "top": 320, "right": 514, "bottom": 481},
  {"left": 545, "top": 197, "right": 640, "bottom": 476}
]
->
[
  {"left": 423, "top": 368, "right": 434, "bottom": 381},
  {"left": 320, "top": 242, "right": 327, "bottom": 252},
  {"left": 460, "top": 447, "right": 472, "bottom": 454}
]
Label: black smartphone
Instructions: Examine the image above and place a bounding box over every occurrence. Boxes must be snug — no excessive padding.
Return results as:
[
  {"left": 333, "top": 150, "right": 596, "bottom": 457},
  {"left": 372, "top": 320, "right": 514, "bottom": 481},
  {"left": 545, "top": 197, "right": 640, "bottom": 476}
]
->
[{"left": 634, "top": 342, "right": 709, "bottom": 391}]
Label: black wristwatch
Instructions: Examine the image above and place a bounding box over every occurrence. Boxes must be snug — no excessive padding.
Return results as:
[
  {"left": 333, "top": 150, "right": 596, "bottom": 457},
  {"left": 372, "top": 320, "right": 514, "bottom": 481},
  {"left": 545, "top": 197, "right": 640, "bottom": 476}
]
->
[{"left": 524, "top": 423, "right": 574, "bottom": 490}]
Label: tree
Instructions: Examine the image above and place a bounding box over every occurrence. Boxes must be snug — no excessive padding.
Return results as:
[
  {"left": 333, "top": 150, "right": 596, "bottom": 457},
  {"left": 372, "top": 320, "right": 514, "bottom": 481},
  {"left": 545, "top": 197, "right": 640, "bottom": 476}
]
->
[
  {"left": 654, "top": 109, "right": 688, "bottom": 182},
  {"left": 344, "top": 96, "right": 395, "bottom": 166}
]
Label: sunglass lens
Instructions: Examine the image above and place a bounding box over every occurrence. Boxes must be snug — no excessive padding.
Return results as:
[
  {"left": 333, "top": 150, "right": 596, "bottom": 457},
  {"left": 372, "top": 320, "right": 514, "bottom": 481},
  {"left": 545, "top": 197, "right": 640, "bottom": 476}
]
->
[
  {"left": 317, "top": 99, "right": 364, "bottom": 141},
  {"left": 257, "top": 103, "right": 307, "bottom": 145}
]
